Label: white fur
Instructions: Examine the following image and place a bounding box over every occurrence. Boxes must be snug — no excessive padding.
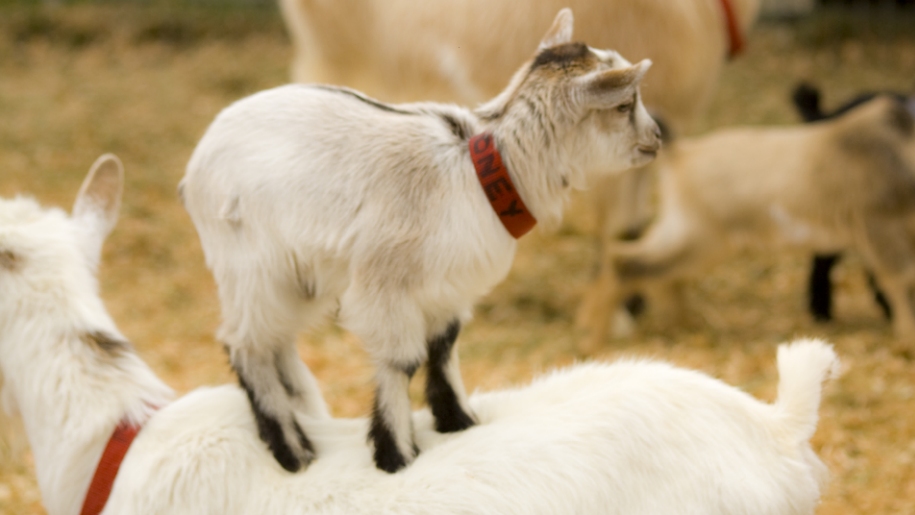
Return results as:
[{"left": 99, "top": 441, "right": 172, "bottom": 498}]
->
[
  {"left": 180, "top": 10, "right": 661, "bottom": 471},
  {"left": 578, "top": 94, "right": 915, "bottom": 346},
  {"left": 0, "top": 155, "right": 173, "bottom": 515},
  {"left": 105, "top": 342, "right": 835, "bottom": 515}
]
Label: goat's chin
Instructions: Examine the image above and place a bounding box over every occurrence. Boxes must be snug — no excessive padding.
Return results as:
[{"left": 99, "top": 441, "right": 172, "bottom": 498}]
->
[{"left": 630, "top": 150, "right": 657, "bottom": 168}]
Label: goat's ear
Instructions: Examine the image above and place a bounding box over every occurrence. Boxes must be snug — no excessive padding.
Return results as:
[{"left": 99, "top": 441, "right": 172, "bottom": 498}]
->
[
  {"left": 72, "top": 154, "right": 124, "bottom": 267},
  {"left": 538, "top": 8, "right": 574, "bottom": 51},
  {"left": 574, "top": 59, "right": 651, "bottom": 109}
]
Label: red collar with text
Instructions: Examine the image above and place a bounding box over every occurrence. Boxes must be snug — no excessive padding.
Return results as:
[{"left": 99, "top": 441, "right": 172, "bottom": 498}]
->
[
  {"left": 80, "top": 418, "right": 144, "bottom": 515},
  {"left": 468, "top": 133, "right": 537, "bottom": 239},
  {"left": 720, "top": 0, "right": 746, "bottom": 59}
]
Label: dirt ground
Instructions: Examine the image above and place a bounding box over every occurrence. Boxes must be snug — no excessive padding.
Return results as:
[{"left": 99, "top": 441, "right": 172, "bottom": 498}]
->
[{"left": 1, "top": 4, "right": 914, "bottom": 514}]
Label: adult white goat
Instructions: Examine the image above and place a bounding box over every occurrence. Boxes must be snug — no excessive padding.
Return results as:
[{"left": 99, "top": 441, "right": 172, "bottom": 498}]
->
[
  {"left": 0, "top": 165, "right": 836, "bottom": 513},
  {"left": 577, "top": 94, "right": 915, "bottom": 349},
  {"left": 181, "top": 9, "right": 661, "bottom": 472}
]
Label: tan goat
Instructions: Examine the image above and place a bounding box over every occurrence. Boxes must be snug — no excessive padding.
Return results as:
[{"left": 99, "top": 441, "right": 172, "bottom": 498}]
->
[
  {"left": 577, "top": 95, "right": 915, "bottom": 350},
  {"left": 279, "top": 0, "right": 762, "bottom": 238}
]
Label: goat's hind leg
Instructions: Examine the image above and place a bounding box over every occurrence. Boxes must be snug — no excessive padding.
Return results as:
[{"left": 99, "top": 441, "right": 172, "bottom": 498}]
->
[
  {"left": 425, "top": 320, "right": 475, "bottom": 433},
  {"left": 231, "top": 342, "right": 316, "bottom": 472}
]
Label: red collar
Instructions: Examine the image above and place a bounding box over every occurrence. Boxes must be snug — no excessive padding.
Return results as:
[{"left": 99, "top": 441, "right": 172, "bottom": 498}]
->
[
  {"left": 80, "top": 418, "right": 145, "bottom": 515},
  {"left": 468, "top": 133, "right": 537, "bottom": 239},
  {"left": 719, "top": 0, "right": 746, "bottom": 59}
]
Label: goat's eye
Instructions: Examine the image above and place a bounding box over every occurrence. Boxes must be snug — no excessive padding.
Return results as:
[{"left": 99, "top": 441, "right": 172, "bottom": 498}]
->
[{"left": 617, "top": 102, "right": 634, "bottom": 113}]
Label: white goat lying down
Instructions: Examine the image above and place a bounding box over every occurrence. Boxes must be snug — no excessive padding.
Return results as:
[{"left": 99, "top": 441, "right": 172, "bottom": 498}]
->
[
  {"left": 181, "top": 9, "right": 661, "bottom": 472},
  {"left": 1, "top": 165, "right": 835, "bottom": 514},
  {"left": 578, "top": 94, "right": 915, "bottom": 348}
]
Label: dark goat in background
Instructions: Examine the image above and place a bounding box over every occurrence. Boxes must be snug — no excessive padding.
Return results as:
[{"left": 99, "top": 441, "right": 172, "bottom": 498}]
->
[{"left": 792, "top": 83, "right": 905, "bottom": 322}]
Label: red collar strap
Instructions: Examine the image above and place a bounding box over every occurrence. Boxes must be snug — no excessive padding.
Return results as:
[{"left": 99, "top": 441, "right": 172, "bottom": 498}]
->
[
  {"left": 80, "top": 418, "right": 145, "bottom": 515},
  {"left": 468, "top": 133, "right": 537, "bottom": 239},
  {"left": 719, "top": 0, "right": 745, "bottom": 59}
]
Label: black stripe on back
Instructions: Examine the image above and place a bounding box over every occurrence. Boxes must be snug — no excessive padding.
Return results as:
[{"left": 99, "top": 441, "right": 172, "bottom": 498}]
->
[{"left": 309, "top": 85, "right": 417, "bottom": 115}]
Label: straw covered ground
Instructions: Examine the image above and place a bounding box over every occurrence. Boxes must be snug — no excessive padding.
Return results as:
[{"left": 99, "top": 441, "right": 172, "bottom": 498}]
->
[{"left": 0, "top": 3, "right": 913, "bottom": 513}]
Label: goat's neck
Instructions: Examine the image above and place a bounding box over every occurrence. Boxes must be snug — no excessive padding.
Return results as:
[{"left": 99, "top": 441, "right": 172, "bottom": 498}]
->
[
  {"left": 3, "top": 299, "right": 172, "bottom": 515},
  {"left": 480, "top": 118, "right": 572, "bottom": 232}
]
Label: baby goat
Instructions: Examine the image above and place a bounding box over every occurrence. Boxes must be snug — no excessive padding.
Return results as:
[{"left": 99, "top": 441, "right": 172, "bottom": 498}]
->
[
  {"left": 0, "top": 168, "right": 836, "bottom": 513},
  {"left": 180, "top": 8, "right": 660, "bottom": 472},
  {"left": 793, "top": 83, "right": 909, "bottom": 322},
  {"left": 578, "top": 93, "right": 915, "bottom": 349}
]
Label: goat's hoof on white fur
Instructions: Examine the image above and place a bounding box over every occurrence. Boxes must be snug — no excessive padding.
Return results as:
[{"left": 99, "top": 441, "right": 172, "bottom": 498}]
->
[{"left": 255, "top": 414, "right": 315, "bottom": 472}]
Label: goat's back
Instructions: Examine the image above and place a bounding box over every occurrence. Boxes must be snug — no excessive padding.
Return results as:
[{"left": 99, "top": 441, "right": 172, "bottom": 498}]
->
[{"left": 106, "top": 344, "right": 832, "bottom": 514}]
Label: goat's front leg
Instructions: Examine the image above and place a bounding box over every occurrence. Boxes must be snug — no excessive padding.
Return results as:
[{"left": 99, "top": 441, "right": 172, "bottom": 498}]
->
[
  {"left": 231, "top": 343, "right": 316, "bottom": 472},
  {"left": 425, "top": 320, "right": 475, "bottom": 433},
  {"left": 369, "top": 360, "right": 420, "bottom": 473}
]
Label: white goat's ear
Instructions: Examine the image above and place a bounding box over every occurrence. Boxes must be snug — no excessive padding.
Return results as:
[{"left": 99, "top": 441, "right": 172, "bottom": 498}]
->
[
  {"left": 72, "top": 154, "right": 124, "bottom": 267},
  {"left": 538, "top": 8, "right": 574, "bottom": 50},
  {"left": 575, "top": 59, "right": 652, "bottom": 109}
]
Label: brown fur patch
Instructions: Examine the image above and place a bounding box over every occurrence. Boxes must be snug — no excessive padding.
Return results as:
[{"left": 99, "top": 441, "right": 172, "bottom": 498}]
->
[
  {"left": 80, "top": 330, "right": 131, "bottom": 357},
  {"left": 530, "top": 42, "right": 595, "bottom": 71},
  {"left": 0, "top": 250, "right": 20, "bottom": 271}
]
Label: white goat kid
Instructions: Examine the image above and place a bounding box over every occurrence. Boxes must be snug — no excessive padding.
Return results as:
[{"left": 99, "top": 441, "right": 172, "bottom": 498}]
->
[
  {"left": 0, "top": 172, "right": 837, "bottom": 512},
  {"left": 181, "top": 8, "right": 661, "bottom": 472},
  {"left": 0, "top": 155, "right": 173, "bottom": 515}
]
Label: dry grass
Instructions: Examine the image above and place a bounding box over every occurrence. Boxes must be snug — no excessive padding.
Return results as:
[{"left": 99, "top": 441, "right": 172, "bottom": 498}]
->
[{"left": 1, "top": 4, "right": 914, "bottom": 513}]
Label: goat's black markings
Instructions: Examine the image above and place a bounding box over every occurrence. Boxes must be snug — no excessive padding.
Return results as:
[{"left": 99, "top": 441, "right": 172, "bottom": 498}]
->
[
  {"left": 531, "top": 42, "right": 590, "bottom": 70},
  {"left": 237, "top": 371, "right": 311, "bottom": 472},
  {"left": 440, "top": 113, "right": 470, "bottom": 141},
  {"left": 425, "top": 320, "right": 475, "bottom": 433},
  {"left": 80, "top": 330, "right": 130, "bottom": 357},
  {"left": 369, "top": 394, "right": 408, "bottom": 473},
  {"left": 310, "top": 85, "right": 417, "bottom": 115},
  {"left": 809, "top": 254, "right": 838, "bottom": 321}
]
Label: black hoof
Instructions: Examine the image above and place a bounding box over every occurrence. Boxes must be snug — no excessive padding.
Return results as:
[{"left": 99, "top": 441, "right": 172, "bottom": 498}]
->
[
  {"left": 434, "top": 406, "right": 475, "bottom": 433},
  {"left": 369, "top": 413, "right": 408, "bottom": 473},
  {"left": 239, "top": 376, "right": 314, "bottom": 472}
]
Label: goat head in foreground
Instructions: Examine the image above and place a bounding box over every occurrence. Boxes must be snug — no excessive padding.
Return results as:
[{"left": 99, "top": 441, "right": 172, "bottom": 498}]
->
[{"left": 181, "top": 8, "right": 660, "bottom": 472}]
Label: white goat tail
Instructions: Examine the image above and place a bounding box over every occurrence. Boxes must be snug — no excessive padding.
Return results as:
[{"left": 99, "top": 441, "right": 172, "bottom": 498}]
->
[{"left": 775, "top": 338, "right": 840, "bottom": 443}]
